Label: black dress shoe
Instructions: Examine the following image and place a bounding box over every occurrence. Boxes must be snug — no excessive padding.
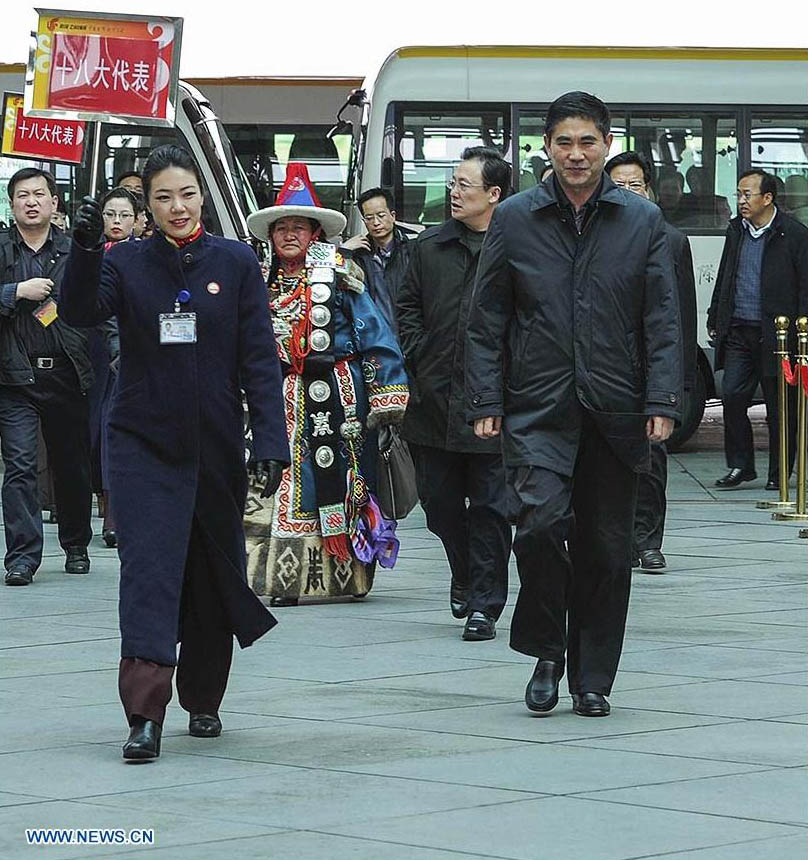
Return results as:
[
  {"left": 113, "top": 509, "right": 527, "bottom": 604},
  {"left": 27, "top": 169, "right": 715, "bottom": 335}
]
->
[
  {"left": 122, "top": 718, "right": 161, "bottom": 759},
  {"left": 715, "top": 468, "right": 756, "bottom": 488},
  {"left": 269, "top": 596, "right": 298, "bottom": 607},
  {"left": 450, "top": 581, "right": 470, "bottom": 619},
  {"left": 765, "top": 479, "right": 779, "bottom": 491},
  {"left": 572, "top": 692, "right": 611, "bottom": 717},
  {"left": 462, "top": 611, "right": 495, "bottom": 641},
  {"left": 4, "top": 566, "right": 34, "bottom": 586},
  {"left": 64, "top": 547, "right": 90, "bottom": 574},
  {"left": 525, "top": 660, "right": 564, "bottom": 712},
  {"left": 102, "top": 528, "right": 118, "bottom": 548},
  {"left": 189, "top": 713, "right": 222, "bottom": 737},
  {"left": 639, "top": 549, "right": 666, "bottom": 571}
]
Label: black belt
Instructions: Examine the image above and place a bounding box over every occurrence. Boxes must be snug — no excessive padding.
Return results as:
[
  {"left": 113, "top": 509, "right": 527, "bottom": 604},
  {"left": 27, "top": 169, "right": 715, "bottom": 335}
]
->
[{"left": 29, "top": 355, "right": 68, "bottom": 370}]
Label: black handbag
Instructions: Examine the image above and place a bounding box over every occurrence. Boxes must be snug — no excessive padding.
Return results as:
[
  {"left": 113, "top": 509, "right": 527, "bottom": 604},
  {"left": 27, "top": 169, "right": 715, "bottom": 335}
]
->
[{"left": 376, "top": 426, "right": 418, "bottom": 520}]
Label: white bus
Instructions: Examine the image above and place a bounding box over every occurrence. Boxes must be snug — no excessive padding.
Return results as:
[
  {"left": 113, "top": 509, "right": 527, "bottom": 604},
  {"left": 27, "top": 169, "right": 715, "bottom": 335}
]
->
[{"left": 341, "top": 45, "right": 808, "bottom": 445}]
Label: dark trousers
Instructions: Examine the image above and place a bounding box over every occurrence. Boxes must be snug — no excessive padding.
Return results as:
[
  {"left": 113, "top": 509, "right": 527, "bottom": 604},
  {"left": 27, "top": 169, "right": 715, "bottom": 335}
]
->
[
  {"left": 118, "top": 524, "right": 234, "bottom": 726},
  {"left": 722, "top": 324, "right": 797, "bottom": 481},
  {"left": 509, "top": 419, "right": 638, "bottom": 695},
  {"left": 411, "top": 445, "right": 512, "bottom": 619},
  {"left": 633, "top": 443, "right": 667, "bottom": 553},
  {"left": 0, "top": 360, "right": 92, "bottom": 571}
]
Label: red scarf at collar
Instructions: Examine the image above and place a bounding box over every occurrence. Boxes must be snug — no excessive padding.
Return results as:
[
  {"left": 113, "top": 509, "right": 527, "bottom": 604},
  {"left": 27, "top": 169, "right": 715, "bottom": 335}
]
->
[{"left": 164, "top": 222, "right": 204, "bottom": 249}]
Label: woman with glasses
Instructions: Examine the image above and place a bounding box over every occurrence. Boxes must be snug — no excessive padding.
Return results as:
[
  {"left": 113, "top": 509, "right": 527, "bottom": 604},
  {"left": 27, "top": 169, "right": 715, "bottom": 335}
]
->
[
  {"left": 244, "top": 163, "right": 408, "bottom": 607},
  {"left": 88, "top": 187, "right": 143, "bottom": 548}
]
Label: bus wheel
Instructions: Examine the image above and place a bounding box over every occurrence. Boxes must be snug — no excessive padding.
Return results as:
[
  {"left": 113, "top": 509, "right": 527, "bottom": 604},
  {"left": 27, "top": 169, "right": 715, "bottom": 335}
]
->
[{"left": 667, "top": 366, "right": 707, "bottom": 452}]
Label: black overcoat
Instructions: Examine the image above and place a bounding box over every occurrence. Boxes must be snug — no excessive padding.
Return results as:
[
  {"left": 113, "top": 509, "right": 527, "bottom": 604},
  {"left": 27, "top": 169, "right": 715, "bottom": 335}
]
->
[
  {"left": 707, "top": 211, "right": 808, "bottom": 376},
  {"left": 397, "top": 218, "right": 500, "bottom": 454},
  {"left": 61, "top": 232, "right": 290, "bottom": 665},
  {"left": 465, "top": 175, "right": 682, "bottom": 476}
]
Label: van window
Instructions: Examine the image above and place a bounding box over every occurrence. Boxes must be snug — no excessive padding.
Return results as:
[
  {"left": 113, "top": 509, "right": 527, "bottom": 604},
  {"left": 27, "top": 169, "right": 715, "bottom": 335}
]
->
[
  {"left": 752, "top": 115, "right": 808, "bottom": 227},
  {"left": 394, "top": 106, "right": 510, "bottom": 226},
  {"left": 226, "top": 124, "right": 352, "bottom": 213}
]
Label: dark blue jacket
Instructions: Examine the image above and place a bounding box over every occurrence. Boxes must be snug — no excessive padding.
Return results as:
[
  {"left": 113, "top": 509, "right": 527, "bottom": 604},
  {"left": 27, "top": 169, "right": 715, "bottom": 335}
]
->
[{"left": 61, "top": 231, "right": 290, "bottom": 665}]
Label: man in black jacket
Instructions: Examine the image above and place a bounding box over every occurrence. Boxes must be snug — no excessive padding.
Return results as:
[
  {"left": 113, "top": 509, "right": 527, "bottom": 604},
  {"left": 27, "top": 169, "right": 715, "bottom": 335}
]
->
[
  {"left": 0, "top": 168, "right": 94, "bottom": 585},
  {"left": 707, "top": 169, "right": 808, "bottom": 489},
  {"left": 606, "top": 151, "right": 698, "bottom": 572},
  {"left": 342, "top": 187, "right": 411, "bottom": 337},
  {"left": 398, "top": 147, "right": 512, "bottom": 642},
  {"left": 467, "top": 93, "right": 682, "bottom": 716}
]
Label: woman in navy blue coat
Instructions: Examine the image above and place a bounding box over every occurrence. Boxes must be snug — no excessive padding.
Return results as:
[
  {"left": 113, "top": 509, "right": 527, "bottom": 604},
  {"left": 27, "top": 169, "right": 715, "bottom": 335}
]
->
[{"left": 61, "top": 146, "right": 290, "bottom": 760}]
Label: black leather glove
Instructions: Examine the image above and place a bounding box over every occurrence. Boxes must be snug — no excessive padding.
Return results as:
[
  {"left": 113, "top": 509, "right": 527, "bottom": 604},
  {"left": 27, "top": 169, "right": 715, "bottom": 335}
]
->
[
  {"left": 73, "top": 196, "right": 104, "bottom": 250},
  {"left": 252, "top": 459, "right": 285, "bottom": 498}
]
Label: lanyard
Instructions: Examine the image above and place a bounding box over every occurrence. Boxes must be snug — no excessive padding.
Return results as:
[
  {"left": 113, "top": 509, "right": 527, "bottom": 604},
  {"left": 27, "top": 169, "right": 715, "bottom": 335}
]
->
[{"left": 174, "top": 288, "right": 191, "bottom": 313}]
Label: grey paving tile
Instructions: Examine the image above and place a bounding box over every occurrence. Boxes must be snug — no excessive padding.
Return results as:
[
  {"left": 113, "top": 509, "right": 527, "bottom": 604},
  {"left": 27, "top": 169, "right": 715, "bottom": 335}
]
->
[
  {"left": 577, "top": 766, "right": 808, "bottom": 827},
  {"left": 162, "top": 718, "right": 525, "bottom": 768},
  {"left": 617, "top": 644, "right": 807, "bottom": 679},
  {"left": 0, "top": 738, "right": 287, "bottom": 800},
  {"left": 568, "top": 719, "right": 807, "bottom": 767},
  {"left": 69, "top": 832, "right": 478, "bottom": 860},
  {"left": 612, "top": 680, "right": 808, "bottom": 719},
  {"left": 0, "top": 791, "right": 49, "bottom": 808},
  {"left": 325, "top": 795, "right": 803, "bottom": 860},
  {"left": 0, "top": 799, "right": 282, "bottom": 860},
  {"left": 79, "top": 769, "right": 541, "bottom": 830},
  {"left": 0, "top": 641, "right": 120, "bottom": 680},
  {"left": 344, "top": 740, "right": 765, "bottom": 795},
  {"left": 649, "top": 833, "right": 808, "bottom": 860},
  {"left": 0, "top": 620, "right": 118, "bottom": 649},
  {"left": 345, "top": 700, "right": 732, "bottom": 744}
]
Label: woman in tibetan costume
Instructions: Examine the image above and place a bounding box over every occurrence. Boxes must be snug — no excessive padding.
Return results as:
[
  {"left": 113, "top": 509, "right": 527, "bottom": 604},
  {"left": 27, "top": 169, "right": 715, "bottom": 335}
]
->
[{"left": 245, "top": 164, "right": 408, "bottom": 606}]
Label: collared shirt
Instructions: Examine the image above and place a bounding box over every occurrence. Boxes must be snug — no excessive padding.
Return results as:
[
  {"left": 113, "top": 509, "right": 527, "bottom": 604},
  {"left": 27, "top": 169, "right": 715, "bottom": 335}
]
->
[
  {"left": 742, "top": 206, "right": 777, "bottom": 239},
  {"left": 553, "top": 174, "right": 602, "bottom": 234}
]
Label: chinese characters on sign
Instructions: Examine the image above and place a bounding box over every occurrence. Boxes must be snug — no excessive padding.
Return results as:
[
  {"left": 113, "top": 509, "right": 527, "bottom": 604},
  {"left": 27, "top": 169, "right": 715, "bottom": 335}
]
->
[
  {"left": 25, "top": 10, "right": 183, "bottom": 127},
  {"left": 2, "top": 92, "right": 85, "bottom": 163}
]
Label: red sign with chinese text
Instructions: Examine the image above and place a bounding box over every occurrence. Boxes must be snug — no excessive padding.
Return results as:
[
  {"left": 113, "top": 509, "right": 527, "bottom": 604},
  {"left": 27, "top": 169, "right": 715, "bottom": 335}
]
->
[
  {"left": 48, "top": 34, "right": 169, "bottom": 120},
  {"left": 2, "top": 93, "right": 85, "bottom": 164},
  {"left": 13, "top": 106, "right": 85, "bottom": 163}
]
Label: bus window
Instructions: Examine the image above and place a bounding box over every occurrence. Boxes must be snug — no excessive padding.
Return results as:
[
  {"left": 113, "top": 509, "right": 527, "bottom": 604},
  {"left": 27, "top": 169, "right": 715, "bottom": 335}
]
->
[
  {"left": 629, "top": 114, "right": 736, "bottom": 230},
  {"left": 395, "top": 106, "right": 510, "bottom": 226},
  {"left": 751, "top": 116, "right": 808, "bottom": 226},
  {"left": 225, "top": 124, "right": 352, "bottom": 213},
  {"left": 517, "top": 110, "right": 627, "bottom": 191}
]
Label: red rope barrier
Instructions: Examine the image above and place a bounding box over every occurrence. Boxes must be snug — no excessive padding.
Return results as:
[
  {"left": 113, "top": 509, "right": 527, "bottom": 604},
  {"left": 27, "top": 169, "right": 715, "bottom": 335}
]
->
[
  {"left": 802, "top": 365, "right": 808, "bottom": 397},
  {"left": 782, "top": 357, "right": 800, "bottom": 386}
]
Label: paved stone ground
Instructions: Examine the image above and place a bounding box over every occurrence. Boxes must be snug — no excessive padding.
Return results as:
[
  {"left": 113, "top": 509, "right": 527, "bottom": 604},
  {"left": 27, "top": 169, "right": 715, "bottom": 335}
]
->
[{"left": 0, "top": 441, "right": 806, "bottom": 859}]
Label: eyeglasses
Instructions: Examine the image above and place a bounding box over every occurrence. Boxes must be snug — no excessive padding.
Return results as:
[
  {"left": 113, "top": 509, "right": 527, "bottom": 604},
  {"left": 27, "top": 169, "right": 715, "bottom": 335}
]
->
[
  {"left": 735, "top": 190, "right": 764, "bottom": 201},
  {"left": 446, "top": 178, "right": 489, "bottom": 193},
  {"left": 103, "top": 211, "right": 135, "bottom": 221},
  {"left": 613, "top": 181, "right": 646, "bottom": 192},
  {"left": 362, "top": 211, "right": 392, "bottom": 223}
]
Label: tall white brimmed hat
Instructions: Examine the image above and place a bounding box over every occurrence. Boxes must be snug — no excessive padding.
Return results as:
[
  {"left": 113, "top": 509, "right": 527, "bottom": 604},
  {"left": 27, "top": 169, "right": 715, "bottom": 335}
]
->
[{"left": 247, "top": 162, "right": 346, "bottom": 241}]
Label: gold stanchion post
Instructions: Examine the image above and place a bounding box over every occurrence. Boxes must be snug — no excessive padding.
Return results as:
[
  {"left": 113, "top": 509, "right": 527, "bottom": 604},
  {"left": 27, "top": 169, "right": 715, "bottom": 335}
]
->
[
  {"left": 774, "top": 316, "right": 808, "bottom": 522},
  {"left": 757, "top": 315, "right": 793, "bottom": 509}
]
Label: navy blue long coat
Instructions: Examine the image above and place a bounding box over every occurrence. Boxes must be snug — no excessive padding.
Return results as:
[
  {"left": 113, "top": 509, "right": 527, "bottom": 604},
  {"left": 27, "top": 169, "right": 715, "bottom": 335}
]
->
[{"left": 61, "top": 232, "right": 290, "bottom": 665}]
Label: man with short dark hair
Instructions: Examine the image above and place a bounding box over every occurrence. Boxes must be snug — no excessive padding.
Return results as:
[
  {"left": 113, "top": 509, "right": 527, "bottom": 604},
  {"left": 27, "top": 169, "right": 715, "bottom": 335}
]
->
[
  {"left": 0, "top": 168, "right": 94, "bottom": 585},
  {"left": 115, "top": 171, "right": 143, "bottom": 199},
  {"left": 606, "top": 151, "right": 697, "bottom": 571},
  {"left": 467, "top": 93, "right": 682, "bottom": 715},
  {"left": 342, "top": 187, "right": 411, "bottom": 336},
  {"left": 708, "top": 169, "right": 808, "bottom": 489},
  {"left": 398, "top": 146, "right": 513, "bottom": 642}
]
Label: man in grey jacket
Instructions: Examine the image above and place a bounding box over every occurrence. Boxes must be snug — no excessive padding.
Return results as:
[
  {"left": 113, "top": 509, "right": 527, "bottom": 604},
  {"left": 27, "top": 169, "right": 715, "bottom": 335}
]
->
[{"left": 466, "top": 92, "right": 682, "bottom": 716}]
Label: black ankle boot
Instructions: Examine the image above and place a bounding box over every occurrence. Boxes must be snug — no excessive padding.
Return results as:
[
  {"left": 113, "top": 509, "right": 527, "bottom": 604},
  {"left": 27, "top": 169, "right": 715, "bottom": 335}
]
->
[{"left": 122, "top": 718, "right": 161, "bottom": 760}]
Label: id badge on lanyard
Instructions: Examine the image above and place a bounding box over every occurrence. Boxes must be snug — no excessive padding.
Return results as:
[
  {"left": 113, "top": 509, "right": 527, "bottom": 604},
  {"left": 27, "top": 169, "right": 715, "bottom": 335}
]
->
[{"left": 160, "top": 288, "right": 196, "bottom": 344}]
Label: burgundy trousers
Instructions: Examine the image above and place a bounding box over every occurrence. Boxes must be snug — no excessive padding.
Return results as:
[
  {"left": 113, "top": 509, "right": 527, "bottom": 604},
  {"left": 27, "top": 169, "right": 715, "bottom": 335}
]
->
[{"left": 118, "top": 526, "right": 234, "bottom": 726}]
